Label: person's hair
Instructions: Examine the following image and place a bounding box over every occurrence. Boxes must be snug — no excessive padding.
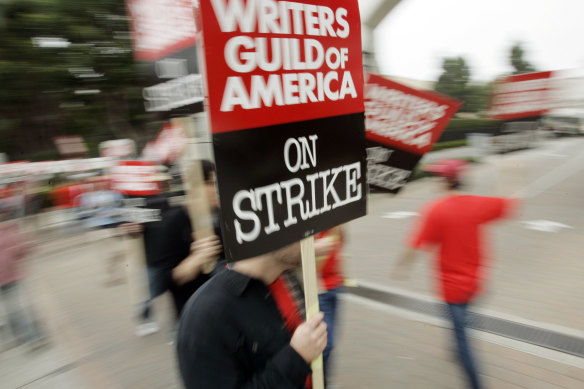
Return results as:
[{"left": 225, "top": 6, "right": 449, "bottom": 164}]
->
[{"left": 201, "top": 160, "right": 216, "bottom": 182}]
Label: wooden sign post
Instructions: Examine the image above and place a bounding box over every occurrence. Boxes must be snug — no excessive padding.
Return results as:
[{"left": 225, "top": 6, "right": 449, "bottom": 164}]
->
[
  {"left": 300, "top": 237, "right": 324, "bottom": 389},
  {"left": 172, "top": 116, "right": 216, "bottom": 274}
]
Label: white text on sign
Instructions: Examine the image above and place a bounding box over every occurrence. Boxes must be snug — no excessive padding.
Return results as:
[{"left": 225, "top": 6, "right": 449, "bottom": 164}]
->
[
  {"left": 233, "top": 134, "right": 362, "bottom": 244},
  {"left": 211, "top": 0, "right": 358, "bottom": 112}
]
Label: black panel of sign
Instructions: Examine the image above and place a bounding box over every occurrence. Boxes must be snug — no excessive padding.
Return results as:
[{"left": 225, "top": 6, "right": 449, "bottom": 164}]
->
[
  {"left": 366, "top": 140, "right": 422, "bottom": 194},
  {"left": 214, "top": 113, "right": 366, "bottom": 261}
]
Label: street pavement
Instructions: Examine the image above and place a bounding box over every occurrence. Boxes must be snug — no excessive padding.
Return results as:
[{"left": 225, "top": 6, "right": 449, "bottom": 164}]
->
[{"left": 1, "top": 136, "right": 583, "bottom": 388}]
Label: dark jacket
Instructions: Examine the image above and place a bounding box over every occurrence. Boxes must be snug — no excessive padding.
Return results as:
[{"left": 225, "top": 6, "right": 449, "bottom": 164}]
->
[{"left": 177, "top": 269, "right": 310, "bottom": 388}]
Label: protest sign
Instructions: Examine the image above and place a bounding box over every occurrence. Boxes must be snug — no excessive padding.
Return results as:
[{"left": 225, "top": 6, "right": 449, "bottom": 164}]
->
[
  {"left": 489, "top": 71, "right": 553, "bottom": 121},
  {"left": 126, "top": 0, "right": 204, "bottom": 116},
  {"left": 198, "top": 0, "right": 367, "bottom": 261},
  {"left": 141, "top": 122, "right": 188, "bottom": 163},
  {"left": 100, "top": 139, "right": 136, "bottom": 159},
  {"left": 110, "top": 160, "right": 161, "bottom": 196},
  {"left": 53, "top": 136, "right": 88, "bottom": 157},
  {"left": 364, "top": 73, "right": 461, "bottom": 193}
]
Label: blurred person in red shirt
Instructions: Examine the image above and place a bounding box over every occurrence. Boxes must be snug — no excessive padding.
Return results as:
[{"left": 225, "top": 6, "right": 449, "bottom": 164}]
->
[{"left": 392, "top": 159, "right": 518, "bottom": 389}]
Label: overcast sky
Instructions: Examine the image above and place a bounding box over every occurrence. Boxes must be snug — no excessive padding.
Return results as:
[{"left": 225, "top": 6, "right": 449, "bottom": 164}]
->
[{"left": 364, "top": 0, "right": 584, "bottom": 82}]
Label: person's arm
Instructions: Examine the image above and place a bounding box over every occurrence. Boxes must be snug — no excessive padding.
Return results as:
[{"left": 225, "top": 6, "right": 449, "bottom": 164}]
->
[
  {"left": 118, "top": 222, "right": 143, "bottom": 235},
  {"left": 178, "top": 308, "right": 326, "bottom": 389},
  {"left": 172, "top": 235, "right": 222, "bottom": 285},
  {"left": 390, "top": 206, "right": 436, "bottom": 280},
  {"left": 390, "top": 246, "right": 418, "bottom": 280},
  {"left": 478, "top": 196, "right": 521, "bottom": 223}
]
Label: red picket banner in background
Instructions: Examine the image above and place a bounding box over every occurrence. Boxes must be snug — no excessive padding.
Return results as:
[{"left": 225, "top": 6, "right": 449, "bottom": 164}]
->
[
  {"left": 110, "top": 161, "right": 160, "bottom": 196},
  {"left": 489, "top": 71, "right": 553, "bottom": 120},
  {"left": 365, "top": 73, "right": 461, "bottom": 156},
  {"left": 126, "top": 0, "right": 198, "bottom": 61}
]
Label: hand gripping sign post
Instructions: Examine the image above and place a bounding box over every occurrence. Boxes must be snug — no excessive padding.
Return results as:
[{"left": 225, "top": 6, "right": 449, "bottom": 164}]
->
[
  {"left": 171, "top": 116, "right": 217, "bottom": 275},
  {"left": 197, "top": 1, "right": 366, "bottom": 387},
  {"left": 364, "top": 73, "right": 462, "bottom": 193}
]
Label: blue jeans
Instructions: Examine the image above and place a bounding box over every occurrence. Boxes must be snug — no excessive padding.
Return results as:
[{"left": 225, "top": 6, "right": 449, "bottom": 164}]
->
[
  {"left": 140, "top": 267, "right": 171, "bottom": 321},
  {"left": 446, "top": 303, "right": 482, "bottom": 389},
  {"left": 319, "top": 287, "right": 341, "bottom": 386},
  {"left": 0, "top": 282, "right": 44, "bottom": 343}
]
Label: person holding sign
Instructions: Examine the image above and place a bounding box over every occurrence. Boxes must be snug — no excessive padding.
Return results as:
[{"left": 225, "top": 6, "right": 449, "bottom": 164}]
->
[
  {"left": 391, "top": 160, "right": 519, "bottom": 389},
  {"left": 176, "top": 242, "right": 329, "bottom": 389},
  {"left": 123, "top": 161, "right": 222, "bottom": 337}
]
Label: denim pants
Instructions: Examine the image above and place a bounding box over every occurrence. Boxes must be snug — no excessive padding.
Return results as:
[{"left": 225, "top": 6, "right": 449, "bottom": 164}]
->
[
  {"left": 318, "top": 287, "right": 341, "bottom": 386},
  {"left": 0, "top": 282, "right": 43, "bottom": 343},
  {"left": 446, "top": 303, "right": 482, "bottom": 389},
  {"left": 140, "top": 267, "right": 171, "bottom": 321}
]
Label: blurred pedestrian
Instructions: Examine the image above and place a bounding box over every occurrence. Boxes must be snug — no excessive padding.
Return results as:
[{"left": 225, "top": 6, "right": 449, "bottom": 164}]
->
[
  {"left": 391, "top": 159, "right": 519, "bottom": 389},
  {"left": 176, "top": 242, "right": 328, "bottom": 389},
  {"left": 0, "top": 200, "right": 47, "bottom": 350},
  {"left": 315, "top": 226, "right": 345, "bottom": 387},
  {"left": 77, "top": 177, "right": 125, "bottom": 285},
  {"left": 124, "top": 160, "right": 222, "bottom": 337}
]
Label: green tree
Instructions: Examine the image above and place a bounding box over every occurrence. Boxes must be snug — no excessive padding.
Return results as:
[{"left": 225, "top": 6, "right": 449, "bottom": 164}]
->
[
  {"left": 510, "top": 43, "right": 536, "bottom": 75},
  {"left": 0, "top": 0, "right": 153, "bottom": 160},
  {"left": 435, "top": 57, "right": 471, "bottom": 111},
  {"left": 463, "top": 83, "right": 492, "bottom": 114}
]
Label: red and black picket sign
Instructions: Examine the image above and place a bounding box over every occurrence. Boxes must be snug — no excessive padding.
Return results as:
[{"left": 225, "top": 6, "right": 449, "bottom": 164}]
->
[
  {"left": 126, "top": 0, "right": 204, "bottom": 116},
  {"left": 364, "top": 73, "right": 461, "bottom": 193},
  {"left": 197, "top": 0, "right": 366, "bottom": 261},
  {"left": 489, "top": 71, "right": 553, "bottom": 121}
]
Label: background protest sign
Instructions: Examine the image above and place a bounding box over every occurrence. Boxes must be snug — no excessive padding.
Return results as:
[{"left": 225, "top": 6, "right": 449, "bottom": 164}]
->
[
  {"left": 110, "top": 160, "right": 161, "bottom": 196},
  {"left": 364, "top": 73, "right": 461, "bottom": 193},
  {"left": 100, "top": 139, "right": 136, "bottom": 159},
  {"left": 197, "top": 0, "right": 366, "bottom": 262},
  {"left": 141, "top": 122, "right": 188, "bottom": 163},
  {"left": 126, "top": 0, "right": 204, "bottom": 116},
  {"left": 489, "top": 71, "right": 553, "bottom": 121},
  {"left": 53, "top": 136, "right": 88, "bottom": 157}
]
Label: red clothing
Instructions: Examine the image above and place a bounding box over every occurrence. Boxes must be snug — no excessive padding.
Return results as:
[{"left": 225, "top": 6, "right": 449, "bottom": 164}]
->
[
  {"left": 51, "top": 183, "right": 92, "bottom": 209},
  {"left": 268, "top": 274, "right": 311, "bottom": 389},
  {"left": 317, "top": 228, "right": 344, "bottom": 291},
  {"left": 409, "top": 195, "right": 514, "bottom": 303},
  {"left": 268, "top": 276, "right": 303, "bottom": 335}
]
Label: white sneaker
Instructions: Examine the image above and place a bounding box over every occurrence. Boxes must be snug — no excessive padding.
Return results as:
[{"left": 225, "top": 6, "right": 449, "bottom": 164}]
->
[{"left": 136, "top": 322, "right": 160, "bottom": 337}]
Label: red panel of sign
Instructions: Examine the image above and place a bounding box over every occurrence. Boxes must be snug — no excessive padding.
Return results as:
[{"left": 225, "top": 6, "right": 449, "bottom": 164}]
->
[
  {"left": 126, "top": 0, "right": 198, "bottom": 61},
  {"left": 364, "top": 74, "right": 461, "bottom": 156},
  {"left": 489, "top": 71, "right": 553, "bottom": 120},
  {"left": 198, "top": 0, "right": 365, "bottom": 134}
]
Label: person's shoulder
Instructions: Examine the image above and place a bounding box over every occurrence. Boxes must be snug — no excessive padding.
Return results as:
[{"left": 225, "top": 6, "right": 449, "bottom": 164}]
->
[
  {"left": 421, "top": 196, "right": 450, "bottom": 214},
  {"left": 181, "top": 269, "right": 234, "bottom": 318}
]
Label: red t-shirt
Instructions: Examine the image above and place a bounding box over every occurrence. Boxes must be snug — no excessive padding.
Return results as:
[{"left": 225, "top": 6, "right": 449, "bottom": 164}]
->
[
  {"left": 409, "top": 195, "right": 515, "bottom": 303},
  {"left": 316, "top": 228, "right": 344, "bottom": 291}
]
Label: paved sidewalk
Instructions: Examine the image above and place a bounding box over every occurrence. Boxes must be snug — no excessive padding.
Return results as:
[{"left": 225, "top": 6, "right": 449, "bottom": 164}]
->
[
  {"left": 335, "top": 297, "right": 584, "bottom": 388},
  {"left": 0, "top": 234, "right": 582, "bottom": 388}
]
